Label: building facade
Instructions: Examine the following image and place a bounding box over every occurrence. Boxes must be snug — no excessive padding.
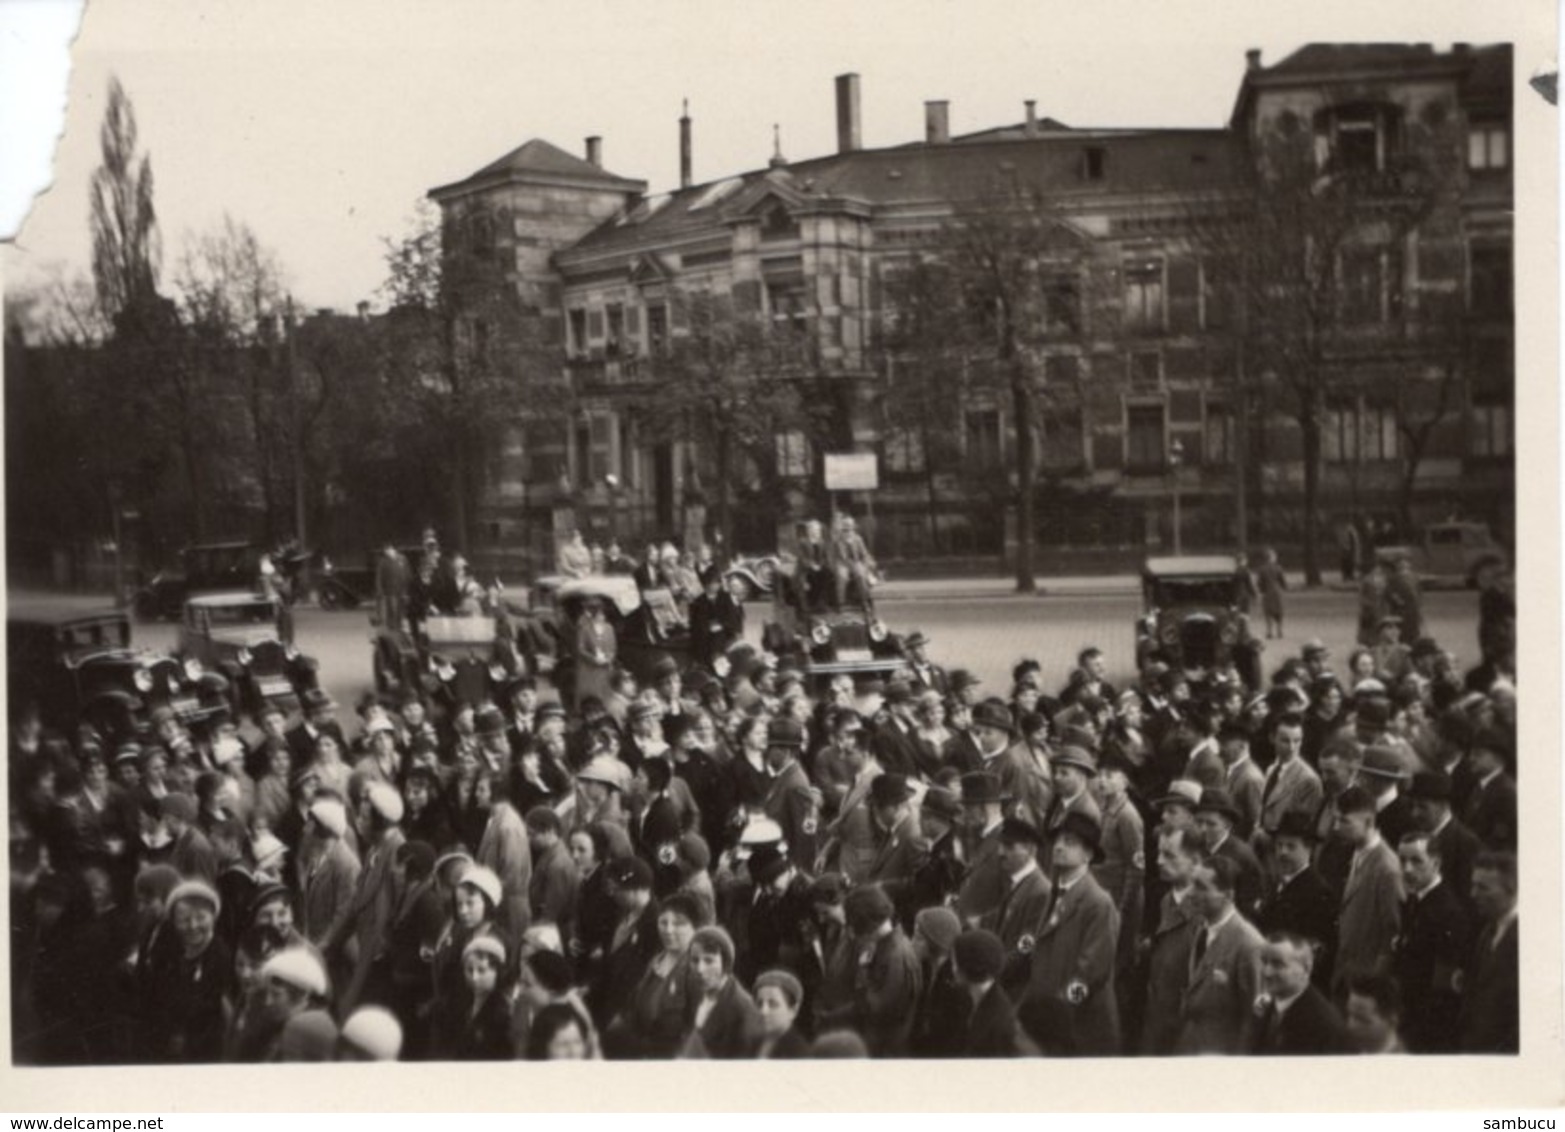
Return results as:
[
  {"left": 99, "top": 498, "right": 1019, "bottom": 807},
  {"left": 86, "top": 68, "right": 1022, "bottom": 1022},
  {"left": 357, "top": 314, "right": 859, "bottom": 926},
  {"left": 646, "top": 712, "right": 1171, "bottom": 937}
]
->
[{"left": 428, "top": 44, "right": 1513, "bottom": 573}]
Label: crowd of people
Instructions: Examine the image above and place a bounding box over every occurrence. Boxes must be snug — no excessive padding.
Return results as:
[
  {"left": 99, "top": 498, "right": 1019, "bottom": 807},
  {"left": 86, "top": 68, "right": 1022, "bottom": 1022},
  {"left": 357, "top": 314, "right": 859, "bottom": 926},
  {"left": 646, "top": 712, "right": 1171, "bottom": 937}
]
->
[{"left": 8, "top": 538, "right": 1520, "bottom": 1064}]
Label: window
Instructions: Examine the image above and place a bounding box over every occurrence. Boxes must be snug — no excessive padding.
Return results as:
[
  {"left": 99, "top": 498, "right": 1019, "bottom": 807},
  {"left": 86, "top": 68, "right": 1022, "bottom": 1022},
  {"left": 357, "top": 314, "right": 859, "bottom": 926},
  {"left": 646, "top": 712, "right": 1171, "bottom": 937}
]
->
[
  {"left": 776, "top": 430, "right": 811, "bottom": 478},
  {"left": 1081, "top": 147, "right": 1106, "bottom": 181},
  {"left": 1324, "top": 405, "right": 1357, "bottom": 464},
  {"left": 1472, "top": 402, "right": 1512, "bottom": 458},
  {"left": 965, "top": 408, "right": 1003, "bottom": 470},
  {"left": 1042, "top": 275, "right": 1080, "bottom": 335},
  {"left": 1468, "top": 124, "right": 1509, "bottom": 171},
  {"left": 1359, "top": 404, "right": 1398, "bottom": 462},
  {"left": 1129, "top": 350, "right": 1162, "bottom": 388},
  {"left": 1045, "top": 354, "right": 1082, "bottom": 385},
  {"left": 766, "top": 282, "right": 808, "bottom": 331},
  {"left": 646, "top": 303, "right": 669, "bottom": 356},
  {"left": 1314, "top": 103, "right": 1400, "bottom": 175},
  {"left": 1125, "top": 404, "right": 1166, "bottom": 473},
  {"left": 568, "top": 309, "right": 588, "bottom": 357},
  {"left": 1041, "top": 411, "right": 1084, "bottom": 470},
  {"left": 1124, "top": 258, "right": 1165, "bottom": 333},
  {"left": 884, "top": 428, "right": 926, "bottom": 474},
  {"left": 1204, "top": 403, "right": 1232, "bottom": 466},
  {"left": 759, "top": 201, "right": 799, "bottom": 240},
  {"left": 1469, "top": 244, "right": 1512, "bottom": 317},
  {"left": 574, "top": 414, "right": 615, "bottom": 486},
  {"left": 604, "top": 304, "right": 625, "bottom": 357},
  {"left": 1339, "top": 246, "right": 1401, "bottom": 325}
]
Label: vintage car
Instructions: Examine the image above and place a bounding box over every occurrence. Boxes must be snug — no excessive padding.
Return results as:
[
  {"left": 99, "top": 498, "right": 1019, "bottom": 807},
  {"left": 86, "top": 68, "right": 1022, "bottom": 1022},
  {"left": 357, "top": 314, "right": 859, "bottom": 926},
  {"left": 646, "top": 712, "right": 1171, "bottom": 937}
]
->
[
  {"left": 760, "top": 563, "right": 906, "bottom": 687},
  {"left": 177, "top": 593, "right": 318, "bottom": 717},
  {"left": 1374, "top": 521, "right": 1508, "bottom": 589},
  {"left": 529, "top": 575, "right": 692, "bottom": 708},
  {"left": 134, "top": 541, "right": 265, "bottom": 621},
  {"left": 1137, "top": 556, "right": 1261, "bottom": 688},
  {"left": 372, "top": 611, "right": 520, "bottom": 710},
  {"left": 8, "top": 606, "right": 220, "bottom": 735}
]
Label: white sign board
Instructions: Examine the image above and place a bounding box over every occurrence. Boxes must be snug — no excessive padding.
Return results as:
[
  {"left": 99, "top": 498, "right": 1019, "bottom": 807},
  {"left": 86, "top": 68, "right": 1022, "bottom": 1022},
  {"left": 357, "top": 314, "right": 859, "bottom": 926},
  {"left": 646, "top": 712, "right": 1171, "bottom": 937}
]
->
[{"left": 825, "top": 452, "right": 879, "bottom": 491}]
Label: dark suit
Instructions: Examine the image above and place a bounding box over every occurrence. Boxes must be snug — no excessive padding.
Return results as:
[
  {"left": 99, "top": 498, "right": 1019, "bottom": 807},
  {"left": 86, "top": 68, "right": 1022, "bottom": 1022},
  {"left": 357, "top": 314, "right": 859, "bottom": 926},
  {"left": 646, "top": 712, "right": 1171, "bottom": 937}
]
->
[
  {"left": 1256, "top": 866, "right": 1339, "bottom": 989},
  {"left": 1374, "top": 792, "right": 1418, "bottom": 851},
  {"left": 872, "top": 719, "right": 923, "bottom": 779},
  {"left": 1394, "top": 880, "right": 1473, "bottom": 1053},
  {"left": 763, "top": 761, "right": 821, "bottom": 874},
  {"left": 1212, "top": 833, "right": 1265, "bottom": 921},
  {"left": 988, "top": 866, "right": 1052, "bottom": 996},
  {"left": 963, "top": 982, "right": 1020, "bottom": 1057},
  {"left": 1429, "top": 815, "right": 1483, "bottom": 914},
  {"left": 1332, "top": 838, "right": 1404, "bottom": 997},
  {"left": 1022, "top": 871, "right": 1121, "bottom": 1056},
  {"left": 957, "top": 823, "right": 1006, "bottom": 925},
  {"left": 1460, "top": 913, "right": 1518, "bottom": 1053},
  {"left": 905, "top": 661, "right": 949, "bottom": 697},
  {"left": 1248, "top": 984, "right": 1350, "bottom": 1055},
  {"left": 688, "top": 592, "right": 743, "bottom": 669},
  {"left": 285, "top": 721, "right": 348, "bottom": 765},
  {"left": 1141, "top": 890, "right": 1200, "bottom": 1054},
  {"left": 1462, "top": 772, "right": 1518, "bottom": 851}
]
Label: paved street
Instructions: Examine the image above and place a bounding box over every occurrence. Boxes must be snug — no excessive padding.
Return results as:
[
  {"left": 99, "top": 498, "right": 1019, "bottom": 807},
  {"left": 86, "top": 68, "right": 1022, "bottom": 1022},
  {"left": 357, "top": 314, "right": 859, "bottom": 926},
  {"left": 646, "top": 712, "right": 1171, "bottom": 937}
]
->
[{"left": 71, "top": 584, "right": 1482, "bottom": 714}]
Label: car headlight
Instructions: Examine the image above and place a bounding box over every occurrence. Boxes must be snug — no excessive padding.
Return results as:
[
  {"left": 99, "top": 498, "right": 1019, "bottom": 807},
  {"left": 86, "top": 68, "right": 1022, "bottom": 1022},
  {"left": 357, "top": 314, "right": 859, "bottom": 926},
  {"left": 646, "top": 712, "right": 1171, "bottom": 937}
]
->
[
  {"left": 237, "top": 647, "right": 253, "bottom": 665},
  {"left": 712, "top": 655, "right": 731, "bottom": 678},
  {"left": 133, "top": 669, "right": 155, "bottom": 694},
  {"left": 489, "top": 663, "right": 507, "bottom": 682},
  {"left": 285, "top": 645, "right": 300, "bottom": 661},
  {"left": 183, "top": 658, "right": 204, "bottom": 681},
  {"left": 868, "top": 620, "right": 888, "bottom": 643},
  {"left": 811, "top": 623, "right": 832, "bottom": 646},
  {"left": 1160, "top": 623, "right": 1179, "bottom": 646},
  {"left": 1219, "top": 622, "right": 1239, "bottom": 644}
]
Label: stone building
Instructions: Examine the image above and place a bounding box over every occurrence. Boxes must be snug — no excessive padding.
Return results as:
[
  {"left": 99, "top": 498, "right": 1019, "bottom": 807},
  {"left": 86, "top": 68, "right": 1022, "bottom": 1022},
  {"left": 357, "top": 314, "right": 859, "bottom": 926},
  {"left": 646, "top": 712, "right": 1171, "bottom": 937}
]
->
[{"left": 427, "top": 44, "right": 1513, "bottom": 574}]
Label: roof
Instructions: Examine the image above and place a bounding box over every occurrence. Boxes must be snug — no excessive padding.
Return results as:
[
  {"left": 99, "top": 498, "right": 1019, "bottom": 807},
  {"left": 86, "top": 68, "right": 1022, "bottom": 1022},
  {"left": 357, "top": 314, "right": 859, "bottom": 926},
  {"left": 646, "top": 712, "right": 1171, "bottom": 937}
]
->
[
  {"left": 185, "top": 591, "right": 276, "bottom": 608},
  {"left": 8, "top": 606, "right": 128, "bottom": 628},
  {"left": 1230, "top": 42, "right": 1480, "bottom": 127},
  {"left": 1143, "top": 556, "right": 1243, "bottom": 577},
  {"left": 562, "top": 130, "right": 1242, "bottom": 262},
  {"left": 431, "top": 138, "right": 646, "bottom": 200}
]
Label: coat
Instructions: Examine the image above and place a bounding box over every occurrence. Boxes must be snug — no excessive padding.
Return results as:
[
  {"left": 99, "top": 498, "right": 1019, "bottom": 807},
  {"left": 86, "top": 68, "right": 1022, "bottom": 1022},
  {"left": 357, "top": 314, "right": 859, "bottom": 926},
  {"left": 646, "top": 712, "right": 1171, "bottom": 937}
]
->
[
  {"left": 1460, "top": 913, "right": 1519, "bottom": 1053},
  {"left": 1256, "top": 866, "right": 1339, "bottom": 988},
  {"left": 1022, "top": 870, "right": 1121, "bottom": 1056},
  {"left": 1248, "top": 984, "right": 1351, "bottom": 1055},
  {"left": 1211, "top": 833, "right": 1266, "bottom": 921},
  {"left": 680, "top": 977, "right": 761, "bottom": 1059},
  {"left": 910, "top": 956, "right": 968, "bottom": 1058},
  {"left": 847, "top": 926, "right": 923, "bottom": 1057},
  {"left": 1176, "top": 909, "right": 1264, "bottom": 1055},
  {"left": 1462, "top": 771, "right": 1518, "bottom": 851},
  {"left": 300, "top": 836, "right": 362, "bottom": 948},
  {"left": 332, "top": 827, "right": 406, "bottom": 1012},
  {"left": 1429, "top": 816, "right": 1483, "bottom": 914},
  {"left": 957, "top": 822, "right": 1006, "bottom": 925},
  {"left": 528, "top": 839, "right": 579, "bottom": 929},
  {"left": 1226, "top": 758, "right": 1265, "bottom": 841},
  {"left": 612, "top": 952, "right": 702, "bottom": 1059},
  {"left": 591, "top": 902, "right": 660, "bottom": 1029},
  {"left": 1141, "top": 891, "right": 1200, "bottom": 1055},
  {"left": 988, "top": 865, "right": 1053, "bottom": 997},
  {"left": 476, "top": 802, "right": 533, "bottom": 938},
  {"left": 963, "top": 982, "right": 1021, "bottom": 1057},
  {"left": 1092, "top": 795, "right": 1145, "bottom": 957},
  {"left": 1394, "top": 880, "right": 1474, "bottom": 1053},
  {"left": 1332, "top": 837, "right": 1404, "bottom": 996},
  {"left": 1256, "top": 757, "right": 1324, "bottom": 837},
  {"left": 762, "top": 760, "right": 820, "bottom": 873}
]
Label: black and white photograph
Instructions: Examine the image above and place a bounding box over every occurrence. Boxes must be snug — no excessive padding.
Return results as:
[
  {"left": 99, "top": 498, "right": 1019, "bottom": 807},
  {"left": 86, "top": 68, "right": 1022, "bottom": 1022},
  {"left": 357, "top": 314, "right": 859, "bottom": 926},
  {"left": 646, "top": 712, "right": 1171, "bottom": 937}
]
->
[{"left": 0, "top": 0, "right": 1557, "bottom": 1111}]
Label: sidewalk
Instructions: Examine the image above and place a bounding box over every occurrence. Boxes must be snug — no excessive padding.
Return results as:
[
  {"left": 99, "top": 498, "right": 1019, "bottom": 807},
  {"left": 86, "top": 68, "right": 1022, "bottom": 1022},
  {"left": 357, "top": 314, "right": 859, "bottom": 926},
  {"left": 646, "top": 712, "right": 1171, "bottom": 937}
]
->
[{"left": 875, "top": 570, "right": 1322, "bottom": 603}]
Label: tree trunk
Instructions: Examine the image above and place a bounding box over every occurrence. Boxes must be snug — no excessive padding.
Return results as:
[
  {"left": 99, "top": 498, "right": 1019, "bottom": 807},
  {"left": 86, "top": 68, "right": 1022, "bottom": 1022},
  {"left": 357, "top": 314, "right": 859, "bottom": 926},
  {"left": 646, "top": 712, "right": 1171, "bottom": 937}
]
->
[
  {"left": 714, "top": 423, "right": 732, "bottom": 558},
  {"left": 1299, "top": 409, "right": 1322, "bottom": 586},
  {"left": 1009, "top": 350, "right": 1037, "bottom": 593},
  {"left": 922, "top": 423, "right": 940, "bottom": 555}
]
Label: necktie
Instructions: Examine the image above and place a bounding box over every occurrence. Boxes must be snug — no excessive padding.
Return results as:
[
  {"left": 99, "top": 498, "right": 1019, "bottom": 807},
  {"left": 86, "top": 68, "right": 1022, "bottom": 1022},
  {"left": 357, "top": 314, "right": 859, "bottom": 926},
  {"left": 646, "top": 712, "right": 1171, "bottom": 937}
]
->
[
  {"left": 1260, "top": 764, "right": 1281, "bottom": 812},
  {"left": 1194, "top": 927, "right": 1210, "bottom": 965}
]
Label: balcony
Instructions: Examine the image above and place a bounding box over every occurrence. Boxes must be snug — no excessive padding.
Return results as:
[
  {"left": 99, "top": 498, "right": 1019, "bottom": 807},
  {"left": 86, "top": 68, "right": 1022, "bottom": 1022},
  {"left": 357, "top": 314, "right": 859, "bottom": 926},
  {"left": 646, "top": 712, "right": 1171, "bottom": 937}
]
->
[{"left": 566, "top": 354, "right": 647, "bottom": 389}]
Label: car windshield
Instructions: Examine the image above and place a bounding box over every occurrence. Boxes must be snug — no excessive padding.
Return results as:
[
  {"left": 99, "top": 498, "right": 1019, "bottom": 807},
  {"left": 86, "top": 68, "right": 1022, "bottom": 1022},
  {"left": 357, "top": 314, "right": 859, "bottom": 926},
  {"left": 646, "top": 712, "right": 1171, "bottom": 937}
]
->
[
  {"left": 57, "top": 619, "right": 131, "bottom": 652},
  {"left": 1150, "top": 578, "right": 1238, "bottom": 607},
  {"left": 206, "top": 602, "right": 278, "bottom": 626}
]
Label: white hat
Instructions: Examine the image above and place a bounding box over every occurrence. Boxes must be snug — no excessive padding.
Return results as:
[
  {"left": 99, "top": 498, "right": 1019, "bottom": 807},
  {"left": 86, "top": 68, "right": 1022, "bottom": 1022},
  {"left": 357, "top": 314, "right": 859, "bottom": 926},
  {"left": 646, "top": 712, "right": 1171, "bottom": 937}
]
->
[
  {"left": 308, "top": 798, "right": 348, "bottom": 839},
  {"left": 433, "top": 850, "right": 473, "bottom": 880},
  {"left": 213, "top": 736, "right": 245, "bottom": 767},
  {"left": 365, "top": 715, "right": 395, "bottom": 736},
  {"left": 577, "top": 756, "right": 630, "bottom": 792},
  {"left": 461, "top": 934, "right": 507, "bottom": 967},
  {"left": 365, "top": 781, "right": 404, "bottom": 824},
  {"left": 251, "top": 831, "right": 287, "bottom": 868},
  {"left": 340, "top": 1007, "right": 403, "bottom": 1061},
  {"left": 456, "top": 864, "right": 503, "bottom": 909},
  {"left": 167, "top": 879, "right": 222, "bottom": 917},
  {"left": 261, "top": 947, "right": 328, "bottom": 999}
]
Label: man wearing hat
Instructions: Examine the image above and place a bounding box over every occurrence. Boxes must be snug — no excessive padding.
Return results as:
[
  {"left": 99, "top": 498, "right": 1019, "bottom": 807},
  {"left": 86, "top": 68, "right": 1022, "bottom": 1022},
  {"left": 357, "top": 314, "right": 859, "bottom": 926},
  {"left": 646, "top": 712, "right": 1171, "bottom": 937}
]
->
[
  {"left": 1254, "top": 713, "right": 1324, "bottom": 842},
  {"left": 762, "top": 718, "right": 821, "bottom": 873},
  {"left": 987, "top": 817, "right": 1052, "bottom": 999},
  {"left": 904, "top": 785, "right": 966, "bottom": 916},
  {"left": 160, "top": 793, "right": 219, "bottom": 884},
  {"left": 827, "top": 769, "right": 926, "bottom": 891},
  {"left": 618, "top": 698, "right": 669, "bottom": 775},
  {"left": 649, "top": 655, "right": 694, "bottom": 730},
  {"left": 1092, "top": 751, "right": 1146, "bottom": 988},
  {"left": 1216, "top": 724, "right": 1264, "bottom": 841},
  {"left": 590, "top": 856, "right": 661, "bottom": 1027},
  {"left": 1331, "top": 785, "right": 1405, "bottom": 999},
  {"left": 872, "top": 679, "right": 924, "bottom": 779},
  {"left": 286, "top": 689, "right": 347, "bottom": 765},
  {"left": 965, "top": 700, "right": 1050, "bottom": 831},
  {"left": 1371, "top": 615, "right": 1413, "bottom": 684},
  {"left": 742, "top": 842, "right": 814, "bottom": 984},
  {"left": 500, "top": 675, "right": 539, "bottom": 754},
  {"left": 956, "top": 771, "right": 1008, "bottom": 925},
  {"left": 1408, "top": 770, "right": 1481, "bottom": 911},
  {"left": 689, "top": 564, "right": 744, "bottom": 671},
  {"left": 1044, "top": 745, "right": 1101, "bottom": 853},
  {"left": 1195, "top": 788, "right": 1264, "bottom": 918},
  {"left": 1021, "top": 811, "right": 1121, "bottom": 1056},
  {"left": 1461, "top": 729, "right": 1517, "bottom": 852},
  {"left": 1255, "top": 811, "right": 1338, "bottom": 989},
  {"left": 901, "top": 631, "right": 948, "bottom": 697},
  {"left": 1357, "top": 744, "right": 1417, "bottom": 849},
  {"left": 299, "top": 797, "right": 361, "bottom": 951},
  {"left": 1177, "top": 855, "right": 1265, "bottom": 1054},
  {"left": 826, "top": 883, "right": 921, "bottom": 1057},
  {"left": 1392, "top": 831, "right": 1474, "bottom": 1052}
]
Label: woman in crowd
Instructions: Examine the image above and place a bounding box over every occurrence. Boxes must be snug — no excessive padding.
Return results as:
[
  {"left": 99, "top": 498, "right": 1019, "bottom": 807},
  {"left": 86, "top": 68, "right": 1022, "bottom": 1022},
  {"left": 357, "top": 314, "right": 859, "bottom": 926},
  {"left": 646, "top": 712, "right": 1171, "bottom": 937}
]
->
[
  {"left": 681, "top": 926, "right": 760, "bottom": 1059},
  {"left": 445, "top": 936, "right": 514, "bottom": 1060},
  {"left": 141, "top": 881, "right": 231, "bottom": 1063},
  {"left": 526, "top": 1001, "right": 598, "bottom": 1060},
  {"left": 911, "top": 691, "right": 951, "bottom": 780},
  {"left": 606, "top": 891, "right": 704, "bottom": 1058},
  {"left": 752, "top": 969, "right": 810, "bottom": 1059}
]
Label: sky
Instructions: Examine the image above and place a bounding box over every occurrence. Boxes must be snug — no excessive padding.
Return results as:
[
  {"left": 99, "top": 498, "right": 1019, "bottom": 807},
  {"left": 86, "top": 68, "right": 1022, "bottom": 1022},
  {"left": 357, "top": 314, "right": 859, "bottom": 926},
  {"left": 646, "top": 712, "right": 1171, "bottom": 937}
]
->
[{"left": 0, "top": 0, "right": 1551, "bottom": 315}]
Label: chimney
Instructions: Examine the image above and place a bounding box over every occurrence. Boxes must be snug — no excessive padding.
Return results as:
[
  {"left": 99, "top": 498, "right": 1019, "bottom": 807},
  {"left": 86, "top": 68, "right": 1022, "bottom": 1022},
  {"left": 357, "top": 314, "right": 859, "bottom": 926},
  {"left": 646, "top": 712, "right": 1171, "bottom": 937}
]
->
[
  {"left": 1453, "top": 42, "right": 1472, "bottom": 55},
  {"left": 1024, "top": 100, "right": 1038, "bottom": 138},
  {"left": 1245, "top": 48, "right": 1262, "bottom": 72},
  {"left": 585, "top": 136, "right": 603, "bottom": 168},
  {"left": 925, "top": 100, "right": 950, "bottom": 145},
  {"left": 679, "top": 99, "right": 692, "bottom": 189},
  {"left": 836, "top": 73, "right": 862, "bottom": 154},
  {"left": 356, "top": 301, "right": 369, "bottom": 320}
]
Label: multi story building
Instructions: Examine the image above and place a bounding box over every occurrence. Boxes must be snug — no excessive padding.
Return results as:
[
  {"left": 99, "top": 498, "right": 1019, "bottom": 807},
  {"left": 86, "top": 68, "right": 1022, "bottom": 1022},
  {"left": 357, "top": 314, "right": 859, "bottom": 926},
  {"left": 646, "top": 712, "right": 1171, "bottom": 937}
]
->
[{"left": 428, "top": 43, "right": 1513, "bottom": 574}]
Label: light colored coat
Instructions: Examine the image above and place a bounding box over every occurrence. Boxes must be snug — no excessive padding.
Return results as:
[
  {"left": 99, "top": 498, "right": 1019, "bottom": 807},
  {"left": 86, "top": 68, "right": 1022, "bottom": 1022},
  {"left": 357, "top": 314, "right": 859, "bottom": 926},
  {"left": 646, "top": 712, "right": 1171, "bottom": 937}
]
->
[
  {"left": 477, "top": 801, "right": 534, "bottom": 938},
  {"left": 1332, "top": 836, "right": 1404, "bottom": 995},
  {"left": 1176, "top": 908, "right": 1264, "bottom": 1054},
  {"left": 1257, "top": 756, "right": 1324, "bottom": 835},
  {"left": 1022, "top": 871, "right": 1120, "bottom": 1055}
]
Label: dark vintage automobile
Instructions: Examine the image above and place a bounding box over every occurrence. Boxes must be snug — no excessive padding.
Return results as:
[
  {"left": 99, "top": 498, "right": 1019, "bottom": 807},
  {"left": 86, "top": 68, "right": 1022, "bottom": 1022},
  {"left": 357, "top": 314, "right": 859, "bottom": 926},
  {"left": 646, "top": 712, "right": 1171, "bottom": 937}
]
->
[
  {"left": 529, "top": 575, "right": 692, "bottom": 709},
  {"left": 177, "top": 593, "right": 318, "bottom": 717},
  {"left": 372, "top": 611, "right": 520, "bottom": 711},
  {"left": 134, "top": 541, "right": 265, "bottom": 621},
  {"left": 1137, "top": 556, "right": 1261, "bottom": 688},
  {"left": 760, "top": 561, "right": 906, "bottom": 688},
  {"left": 8, "top": 607, "right": 221, "bottom": 735}
]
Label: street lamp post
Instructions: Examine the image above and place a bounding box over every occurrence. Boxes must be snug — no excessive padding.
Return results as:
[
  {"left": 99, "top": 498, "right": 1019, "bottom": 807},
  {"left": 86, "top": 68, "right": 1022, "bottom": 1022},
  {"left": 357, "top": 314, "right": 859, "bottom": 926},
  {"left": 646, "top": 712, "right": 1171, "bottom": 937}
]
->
[{"left": 1169, "top": 438, "right": 1185, "bottom": 556}]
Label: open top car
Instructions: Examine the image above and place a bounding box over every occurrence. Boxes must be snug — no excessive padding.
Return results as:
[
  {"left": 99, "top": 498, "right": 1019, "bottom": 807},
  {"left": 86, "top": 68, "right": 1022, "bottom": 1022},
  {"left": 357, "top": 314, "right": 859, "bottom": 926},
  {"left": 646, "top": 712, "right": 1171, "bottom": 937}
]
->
[
  {"left": 1137, "top": 556, "right": 1261, "bottom": 688},
  {"left": 178, "top": 593, "right": 317, "bottom": 717},
  {"left": 373, "top": 606, "right": 521, "bottom": 710},
  {"left": 9, "top": 606, "right": 218, "bottom": 735},
  {"left": 1374, "top": 521, "right": 1508, "bottom": 589},
  {"left": 529, "top": 575, "right": 692, "bottom": 706},
  {"left": 761, "top": 560, "right": 905, "bottom": 687}
]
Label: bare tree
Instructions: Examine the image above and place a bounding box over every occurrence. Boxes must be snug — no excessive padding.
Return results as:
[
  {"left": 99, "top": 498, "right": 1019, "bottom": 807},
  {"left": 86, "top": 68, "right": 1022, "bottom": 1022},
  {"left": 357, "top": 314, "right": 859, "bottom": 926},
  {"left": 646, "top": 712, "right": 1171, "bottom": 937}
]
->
[{"left": 89, "top": 76, "right": 162, "bottom": 339}]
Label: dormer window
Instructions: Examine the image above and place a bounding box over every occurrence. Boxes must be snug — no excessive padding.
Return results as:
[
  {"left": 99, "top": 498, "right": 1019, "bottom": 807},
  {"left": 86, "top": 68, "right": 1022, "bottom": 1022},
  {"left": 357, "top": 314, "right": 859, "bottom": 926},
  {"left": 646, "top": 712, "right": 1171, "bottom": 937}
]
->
[
  {"left": 759, "top": 200, "right": 799, "bottom": 240},
  {"left": 1313, "top": 103, "right": 1402, "bottom": 175}
]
